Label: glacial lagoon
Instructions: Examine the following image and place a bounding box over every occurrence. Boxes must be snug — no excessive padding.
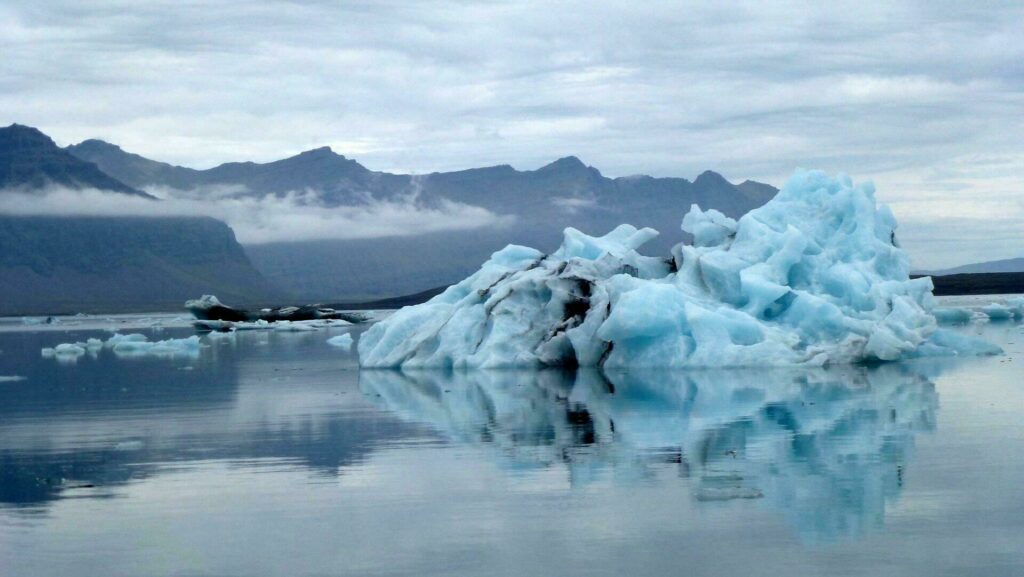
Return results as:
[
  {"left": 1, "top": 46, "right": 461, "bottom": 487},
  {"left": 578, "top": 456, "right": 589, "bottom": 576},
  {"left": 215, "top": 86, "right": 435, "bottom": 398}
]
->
[{"left": 1, "top": 304, "right": 1023, "bottom": 577}]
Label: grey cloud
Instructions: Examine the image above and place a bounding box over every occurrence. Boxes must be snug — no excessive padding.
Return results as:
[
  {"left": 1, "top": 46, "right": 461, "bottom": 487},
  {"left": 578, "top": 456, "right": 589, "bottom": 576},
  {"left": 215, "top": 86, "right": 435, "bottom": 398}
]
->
[{"left": 0, "top": 0, "right": 1022, "bottom": 267}]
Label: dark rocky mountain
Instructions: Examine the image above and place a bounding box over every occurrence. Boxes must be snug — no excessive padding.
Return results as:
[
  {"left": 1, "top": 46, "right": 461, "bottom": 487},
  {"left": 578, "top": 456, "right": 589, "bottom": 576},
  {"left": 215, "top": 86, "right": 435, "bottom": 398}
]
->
[
  {"left": 0, "top": 124, "right": 151, "bottom": 196},
  {"left": 0, "top": 125, "right": 276, "bottom": 314},
  {"left": 65, "top": 139, "right": 201, "bottom": 192},
  {"left": 0, "top": 216, "right": 278, "bottom": 315},
  {"left": 68, "top": 140, "right": 779, "bottom": 300},
  {"left": 70, "top": 141, "right": 775, "bottom": 218}
]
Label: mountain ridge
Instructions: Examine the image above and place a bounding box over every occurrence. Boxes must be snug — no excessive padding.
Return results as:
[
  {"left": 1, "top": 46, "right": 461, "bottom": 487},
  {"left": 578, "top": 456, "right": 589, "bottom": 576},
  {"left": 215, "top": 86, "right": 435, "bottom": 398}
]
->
[
  {"left": 66, "top": 134, "right": 780, "bottom": 301},
  {"left": 67, "top": 138, "right": 776, "bottom": 212},
  {"left": 0, "top": 125, "right": 152, "bottom": 197}
]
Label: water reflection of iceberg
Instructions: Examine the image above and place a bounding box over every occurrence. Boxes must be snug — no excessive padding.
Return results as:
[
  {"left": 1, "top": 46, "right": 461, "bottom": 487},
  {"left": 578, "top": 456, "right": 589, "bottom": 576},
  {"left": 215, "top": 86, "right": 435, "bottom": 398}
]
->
[{"left": 360, "top": 364, "right": 939, "bottom": 541}]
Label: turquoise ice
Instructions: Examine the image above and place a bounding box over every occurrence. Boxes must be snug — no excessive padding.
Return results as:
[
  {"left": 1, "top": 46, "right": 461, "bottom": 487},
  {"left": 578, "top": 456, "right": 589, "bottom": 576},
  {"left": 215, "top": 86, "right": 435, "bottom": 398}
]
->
[{"left": 359, "top": 170, "right": 1000, "bottom": 368}]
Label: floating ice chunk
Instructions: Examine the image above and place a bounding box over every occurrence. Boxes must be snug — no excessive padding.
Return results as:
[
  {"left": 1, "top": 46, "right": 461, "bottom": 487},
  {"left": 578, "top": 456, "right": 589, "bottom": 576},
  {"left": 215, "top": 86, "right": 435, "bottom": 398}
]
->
[
  {"left": 41, "top": 342, "right": 87, "bottom": 363},
  {"left": 273, "top": 320, "right": 321, "bottom": 332},
  {"left": 932, "top": 298, "right": 1024, "bottom": 324},
  {"left": 41, "top": 333, "right": 201, "bottom": 361},
  {"left": 111, "top": 335, "right": 201, "bottom": 357},
  {"left": 932, "top": 307, "right": 975, "bottom": 325},
  {"left": 205, "top": 330, "right": 237, "bottom": 343},
  {"left": 326, "top": 333, "right": 354, "bottom": 350},
  {"left": 104, "top": 333, "right": 148, "bottom": 347},
  {"left": 980, "top": 303, "right": 1021, "bottom": 321},
  {"left": 360, "top": 170, "right": 1000, "bottom": 368},
  {"left": 911, "top": 328, "right": 1003, "bottom": 357},
  {"left": 54, "top": 343, "right": 86, "bottom": 355}
]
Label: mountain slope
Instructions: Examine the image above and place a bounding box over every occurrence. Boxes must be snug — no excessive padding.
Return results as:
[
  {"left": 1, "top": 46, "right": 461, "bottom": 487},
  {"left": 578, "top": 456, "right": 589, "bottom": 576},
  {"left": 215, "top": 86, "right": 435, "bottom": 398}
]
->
[
  {"left": 0, "top": 216, "right": 277, "bottom": 315},
  {"left": 0, "top": 125, "right": 277, "bottom": 314},
  {"left": 1, "top": 125, "right": 151, "bottom": 196},
  {"left": 65, "top": 139, "right": 202, "bottom": 191}
]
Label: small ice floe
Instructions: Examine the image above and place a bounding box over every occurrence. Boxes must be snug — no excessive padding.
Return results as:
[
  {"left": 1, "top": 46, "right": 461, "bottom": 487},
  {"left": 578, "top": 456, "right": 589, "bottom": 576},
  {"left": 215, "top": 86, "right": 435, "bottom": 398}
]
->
[
  {"left": 108, "top": 335, "right": 201, "bottom": 358},
  {"left": 41, "top": 333, "right": 201, "bottom": 361},
  {"left": 326, "top": 333, "right": 354, "bottom": 351},
  {"left": 0, "top": 376, "right": 27, "bottom": 383},
  {"left": 933, "top": 298, "right": 1024, "bottom": 325},
  {"left": 932, "top": 307, "right": 976, "bottom": 325},
  {"left": 38, "top": 338, "right": 104, "bottom": 363},
  {"left": 204, "top": 330, "right": 237, "bottom": 343},
  {"left": 981, "top": 302, "right": 1023, "bottom": 321}
]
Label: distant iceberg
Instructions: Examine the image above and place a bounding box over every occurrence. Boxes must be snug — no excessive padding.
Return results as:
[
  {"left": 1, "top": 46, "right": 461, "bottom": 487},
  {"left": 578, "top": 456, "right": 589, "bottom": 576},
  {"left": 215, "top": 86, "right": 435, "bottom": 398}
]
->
[{"left": 359, "top": 170, "right": 1000, "bottom": 368}]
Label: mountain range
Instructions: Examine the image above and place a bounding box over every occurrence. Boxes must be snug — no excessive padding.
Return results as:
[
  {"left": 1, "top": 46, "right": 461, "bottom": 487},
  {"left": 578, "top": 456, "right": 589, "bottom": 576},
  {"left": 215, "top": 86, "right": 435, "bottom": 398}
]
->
[
  {"left": 1, "top": 122, "right": 782, "bottom": 312},
  {"left": 67, "top": 137, "right": 778, "bottom": 300}
]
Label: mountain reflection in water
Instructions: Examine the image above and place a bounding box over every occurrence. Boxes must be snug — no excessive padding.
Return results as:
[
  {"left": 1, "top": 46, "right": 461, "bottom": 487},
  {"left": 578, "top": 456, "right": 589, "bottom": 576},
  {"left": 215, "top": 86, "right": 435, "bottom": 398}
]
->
[{"left": 360, "top": 364, "right": 939, "bottom": 541}]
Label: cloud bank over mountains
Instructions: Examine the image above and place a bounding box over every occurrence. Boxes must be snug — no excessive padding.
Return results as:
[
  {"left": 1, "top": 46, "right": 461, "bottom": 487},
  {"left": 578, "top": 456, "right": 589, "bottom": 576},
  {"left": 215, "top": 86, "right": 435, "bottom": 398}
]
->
[{"left": 0, "top": 185, "right": 514, "bottom": 244}]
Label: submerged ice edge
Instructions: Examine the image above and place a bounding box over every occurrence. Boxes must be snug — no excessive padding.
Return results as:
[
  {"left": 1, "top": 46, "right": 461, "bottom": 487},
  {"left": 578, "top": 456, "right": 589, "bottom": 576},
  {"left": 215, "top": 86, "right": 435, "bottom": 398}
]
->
[{"left": 359, "top": 170, "right": 1001, "bottom": 369}]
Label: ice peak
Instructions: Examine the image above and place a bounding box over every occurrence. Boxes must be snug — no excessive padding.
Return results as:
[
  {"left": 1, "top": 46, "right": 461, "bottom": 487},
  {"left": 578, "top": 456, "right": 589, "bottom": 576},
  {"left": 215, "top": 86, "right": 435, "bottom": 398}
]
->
[{"left": 358, "top": 169, "right": 999, "bottom": 369}]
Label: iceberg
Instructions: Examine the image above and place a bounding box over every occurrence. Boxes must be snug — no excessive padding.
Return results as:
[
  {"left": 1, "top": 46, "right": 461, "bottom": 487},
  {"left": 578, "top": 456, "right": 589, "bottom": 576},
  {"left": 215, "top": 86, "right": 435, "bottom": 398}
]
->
[{"left": 359, "top": 170, "right": 1000, "bottom": 368}]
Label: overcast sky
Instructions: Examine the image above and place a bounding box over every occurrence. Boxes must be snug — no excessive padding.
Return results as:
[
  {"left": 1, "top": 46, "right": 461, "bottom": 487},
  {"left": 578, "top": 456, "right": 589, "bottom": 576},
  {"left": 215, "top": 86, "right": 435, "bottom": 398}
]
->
[{"left": 2, "top": 1, "right": 1022, "bottom": 268}]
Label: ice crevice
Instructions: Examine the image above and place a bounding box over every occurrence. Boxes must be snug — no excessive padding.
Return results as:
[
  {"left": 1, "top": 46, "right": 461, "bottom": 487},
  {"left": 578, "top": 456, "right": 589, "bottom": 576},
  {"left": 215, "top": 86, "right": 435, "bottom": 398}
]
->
[{"left": 358, "top": 170, "right": 1001, "bottom": 368}]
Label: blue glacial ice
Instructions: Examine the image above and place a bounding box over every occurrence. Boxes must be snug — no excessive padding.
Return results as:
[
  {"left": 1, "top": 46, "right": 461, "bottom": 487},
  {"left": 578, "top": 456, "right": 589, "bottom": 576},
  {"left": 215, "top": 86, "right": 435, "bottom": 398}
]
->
[{"left": 358, "top": 170, "right": 1001, "bottom": 368}]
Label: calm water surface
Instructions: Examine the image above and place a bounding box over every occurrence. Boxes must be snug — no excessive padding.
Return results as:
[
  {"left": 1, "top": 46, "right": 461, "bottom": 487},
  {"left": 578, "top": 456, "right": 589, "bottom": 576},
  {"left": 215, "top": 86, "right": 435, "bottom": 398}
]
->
[{"left": 0, "top": 306, "right": 1022, "bottom": 576}]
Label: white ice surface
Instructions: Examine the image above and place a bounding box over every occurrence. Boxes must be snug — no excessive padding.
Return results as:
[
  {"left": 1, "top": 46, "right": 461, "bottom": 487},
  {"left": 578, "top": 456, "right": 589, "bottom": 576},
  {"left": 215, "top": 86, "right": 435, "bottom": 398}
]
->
[
  {"left": 326, "top": 333, "right": 354, "bottom": 350},
  {"left": 42, "top": 333, "right": 201, "bottom": 361},
  {"left": 932, "top": 296, "right": 1024, "bottom": 325},
  {"left": 360, "top": 170, "right": 1001, "bottom": 368}
]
